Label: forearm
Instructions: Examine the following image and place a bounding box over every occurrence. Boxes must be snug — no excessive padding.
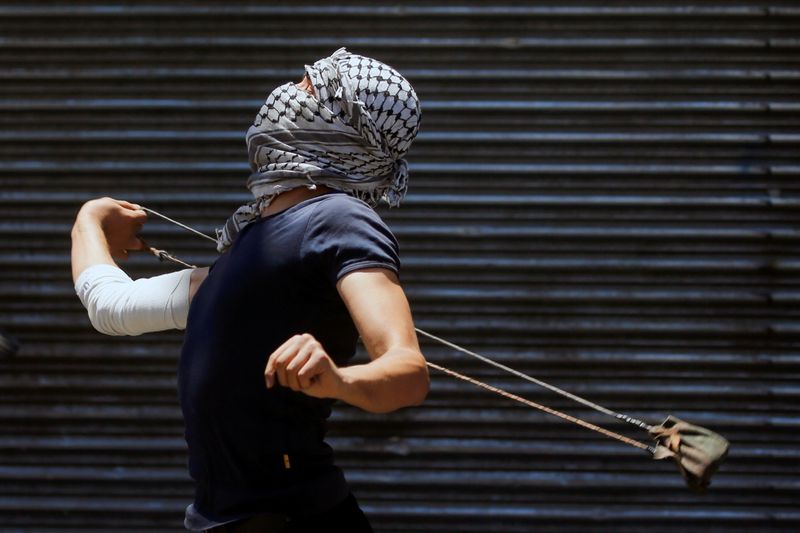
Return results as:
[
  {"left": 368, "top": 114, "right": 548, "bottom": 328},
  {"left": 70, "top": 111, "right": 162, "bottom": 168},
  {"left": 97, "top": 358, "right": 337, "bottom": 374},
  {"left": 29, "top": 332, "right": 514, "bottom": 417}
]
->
[
  {"left": 75, "top": 265, "right": 193, "bottom": 336},
  {"left": 71, "top": 217, "right": 116, "bottom": 283},
  {"left": 336, "top": 347, "right": 429, "bottom": 414}
]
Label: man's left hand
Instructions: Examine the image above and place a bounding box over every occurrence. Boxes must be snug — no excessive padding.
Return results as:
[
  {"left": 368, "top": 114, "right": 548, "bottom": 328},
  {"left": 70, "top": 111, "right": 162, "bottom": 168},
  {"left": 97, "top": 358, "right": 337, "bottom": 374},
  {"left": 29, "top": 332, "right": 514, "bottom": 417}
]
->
[{"left": 265, "top": 333, "right": 344, "bottom": 399}]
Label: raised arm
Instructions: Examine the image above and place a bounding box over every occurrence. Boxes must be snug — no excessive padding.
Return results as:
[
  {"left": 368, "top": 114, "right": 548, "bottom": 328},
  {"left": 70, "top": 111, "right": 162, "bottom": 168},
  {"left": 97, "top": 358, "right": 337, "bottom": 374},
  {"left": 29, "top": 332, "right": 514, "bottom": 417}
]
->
[
  {"left": 71, "top": 197, "right": 147, "bottom": 282},
  {"left": 71, "top": 197, "right": 208, "bottom": 335},
  {"left": 265, "top": 267, "right": 429, "bottom": 413}
]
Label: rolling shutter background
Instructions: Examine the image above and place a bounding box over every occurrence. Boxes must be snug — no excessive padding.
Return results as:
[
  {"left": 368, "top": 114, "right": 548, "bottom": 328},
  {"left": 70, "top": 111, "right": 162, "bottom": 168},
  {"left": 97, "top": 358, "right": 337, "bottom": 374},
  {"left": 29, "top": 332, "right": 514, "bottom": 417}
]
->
[{"left": 1, "top": 2, "right": 798, "bottom": 531}]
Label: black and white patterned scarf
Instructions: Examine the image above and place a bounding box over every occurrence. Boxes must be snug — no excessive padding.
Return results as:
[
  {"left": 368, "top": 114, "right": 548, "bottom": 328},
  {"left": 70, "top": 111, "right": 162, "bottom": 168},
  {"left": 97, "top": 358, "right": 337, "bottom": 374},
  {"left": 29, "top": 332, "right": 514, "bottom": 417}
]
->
[{"left": 216, "top": 47, "right": 421, "bottom": 252}]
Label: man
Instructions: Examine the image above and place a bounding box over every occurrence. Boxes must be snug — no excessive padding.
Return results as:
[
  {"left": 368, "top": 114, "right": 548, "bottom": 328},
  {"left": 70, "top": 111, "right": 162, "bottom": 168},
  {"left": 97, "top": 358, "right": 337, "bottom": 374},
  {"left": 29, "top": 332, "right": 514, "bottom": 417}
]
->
[{"left": 71, "top": 48, "right": 428, "bottom": 532}]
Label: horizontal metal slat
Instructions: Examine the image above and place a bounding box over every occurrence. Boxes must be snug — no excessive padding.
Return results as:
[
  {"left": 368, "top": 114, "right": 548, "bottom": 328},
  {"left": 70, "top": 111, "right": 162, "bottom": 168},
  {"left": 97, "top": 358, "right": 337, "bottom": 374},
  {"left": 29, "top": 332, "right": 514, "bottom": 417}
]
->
[
  {"left": 0, "top": 36, "right": 773, "bottom": 49},
  {"left": 0, "top": 6, "right": 772, "bottom": 18}
]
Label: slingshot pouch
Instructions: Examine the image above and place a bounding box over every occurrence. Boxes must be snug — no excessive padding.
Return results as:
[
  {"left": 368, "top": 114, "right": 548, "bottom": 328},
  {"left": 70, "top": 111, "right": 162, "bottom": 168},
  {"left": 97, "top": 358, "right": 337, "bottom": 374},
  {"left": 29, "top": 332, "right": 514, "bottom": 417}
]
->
[{"left": 649, "top": 415, "right": 730, "bottom": 491}]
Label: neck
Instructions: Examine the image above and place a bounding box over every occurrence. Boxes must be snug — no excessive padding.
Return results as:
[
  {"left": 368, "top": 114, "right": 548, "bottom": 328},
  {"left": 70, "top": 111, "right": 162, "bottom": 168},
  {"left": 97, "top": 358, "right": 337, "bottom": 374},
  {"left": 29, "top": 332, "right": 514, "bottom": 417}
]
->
[{"left": 260, "top": 185, "right": 335, "bottom": 217}]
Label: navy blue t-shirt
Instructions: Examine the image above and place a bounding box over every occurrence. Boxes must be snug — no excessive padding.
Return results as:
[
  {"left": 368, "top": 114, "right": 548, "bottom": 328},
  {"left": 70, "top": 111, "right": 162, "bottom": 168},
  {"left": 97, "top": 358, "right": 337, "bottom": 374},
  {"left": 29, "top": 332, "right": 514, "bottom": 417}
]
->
[{"left": 179, "top": 191, "right": 400, "bottom": 529}]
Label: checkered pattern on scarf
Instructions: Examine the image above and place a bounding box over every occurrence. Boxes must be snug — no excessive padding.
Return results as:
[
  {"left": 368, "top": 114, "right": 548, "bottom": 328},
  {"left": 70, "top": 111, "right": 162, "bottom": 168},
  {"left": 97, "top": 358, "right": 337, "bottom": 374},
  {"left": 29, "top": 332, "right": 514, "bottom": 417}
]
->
[{"left": 216, "top": 47, "right": 421, "bottom": 252}]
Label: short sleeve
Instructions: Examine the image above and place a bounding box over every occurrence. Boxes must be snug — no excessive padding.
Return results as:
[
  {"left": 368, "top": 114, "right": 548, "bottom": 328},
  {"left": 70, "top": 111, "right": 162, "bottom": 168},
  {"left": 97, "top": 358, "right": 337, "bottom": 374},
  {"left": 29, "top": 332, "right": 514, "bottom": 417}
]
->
[{"left": 303, "top": 195, "right": 401, "bottom": 287}]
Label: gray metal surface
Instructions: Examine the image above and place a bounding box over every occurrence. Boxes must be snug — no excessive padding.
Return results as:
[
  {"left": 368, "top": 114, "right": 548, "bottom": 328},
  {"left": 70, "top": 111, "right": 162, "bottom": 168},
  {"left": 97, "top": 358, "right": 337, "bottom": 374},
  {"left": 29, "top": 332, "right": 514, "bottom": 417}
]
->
[{"left": 0, "top": 2, "right": 798, "bottom": 532}]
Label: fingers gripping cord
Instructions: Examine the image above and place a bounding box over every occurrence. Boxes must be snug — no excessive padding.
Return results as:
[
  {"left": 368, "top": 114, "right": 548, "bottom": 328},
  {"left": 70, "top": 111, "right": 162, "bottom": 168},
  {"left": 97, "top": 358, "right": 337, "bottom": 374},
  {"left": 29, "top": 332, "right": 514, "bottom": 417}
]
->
[{"left": 136, "top": 205, "right": 658, "bottom": 454}]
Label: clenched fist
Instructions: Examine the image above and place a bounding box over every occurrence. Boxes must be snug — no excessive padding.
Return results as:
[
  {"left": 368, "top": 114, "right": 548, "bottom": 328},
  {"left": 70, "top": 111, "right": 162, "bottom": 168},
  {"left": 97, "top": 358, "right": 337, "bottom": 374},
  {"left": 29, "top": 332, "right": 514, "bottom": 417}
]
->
[
  {"left": 265, "top": 333, "right": 345, "bottom": 400},
  {"left": 74, "top": 197, "right": 147, "bottom": 260}
]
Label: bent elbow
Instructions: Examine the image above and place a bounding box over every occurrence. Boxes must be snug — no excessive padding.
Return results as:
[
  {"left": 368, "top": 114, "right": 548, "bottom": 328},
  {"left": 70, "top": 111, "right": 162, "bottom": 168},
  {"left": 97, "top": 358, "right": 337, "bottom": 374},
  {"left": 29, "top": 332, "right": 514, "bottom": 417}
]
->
[
  {"left": 410, "top": 361, "right": 430, "bottom": 407},
  {"left": 395, "top": 357, "right": 429, "bottom": 411},
  {"left": 367, "top": 363, "right": 429, "bottom": 415},
  {"left": 86, "top": 299, "right": 133, "bottom": 337}
]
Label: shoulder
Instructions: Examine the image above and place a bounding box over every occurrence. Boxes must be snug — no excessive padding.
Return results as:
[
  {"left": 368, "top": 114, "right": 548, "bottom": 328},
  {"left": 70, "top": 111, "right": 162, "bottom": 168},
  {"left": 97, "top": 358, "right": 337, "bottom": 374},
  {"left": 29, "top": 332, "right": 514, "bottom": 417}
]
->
[
  {"left": 302, "top": 192, "right": 400, "bottom": 255},
  {"left": 301, "top": 193, "right": 402, "bottom": 284},
  {"left": 314, "top": 192, "right": 380, "bottom": 216},
  {"left": 310, "top": 193, "right": 393, "bottom": 233}
]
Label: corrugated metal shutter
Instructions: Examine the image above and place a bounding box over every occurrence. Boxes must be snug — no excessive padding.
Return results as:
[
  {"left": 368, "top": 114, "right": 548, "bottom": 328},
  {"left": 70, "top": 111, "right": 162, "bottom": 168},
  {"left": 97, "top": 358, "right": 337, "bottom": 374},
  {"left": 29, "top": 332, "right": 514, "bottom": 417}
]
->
[{"left": 1, "top": 2, "right": 798, "bottom": 531}]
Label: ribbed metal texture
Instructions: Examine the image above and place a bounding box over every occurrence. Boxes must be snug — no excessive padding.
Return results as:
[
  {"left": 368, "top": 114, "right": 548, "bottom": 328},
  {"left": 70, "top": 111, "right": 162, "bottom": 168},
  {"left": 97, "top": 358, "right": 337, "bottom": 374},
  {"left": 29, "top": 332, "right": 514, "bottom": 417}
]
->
[{"left": 1, "top": 2, "right": 798, "bottom": 532}]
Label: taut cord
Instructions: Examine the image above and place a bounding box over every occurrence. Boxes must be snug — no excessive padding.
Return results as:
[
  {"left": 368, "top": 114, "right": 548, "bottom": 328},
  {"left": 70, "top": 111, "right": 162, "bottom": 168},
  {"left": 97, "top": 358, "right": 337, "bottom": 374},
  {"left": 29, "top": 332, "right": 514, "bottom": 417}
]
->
[
  {"left": 415, "top": 328, "right": 653, "bottom": 431},
  {"left": 135, "top": 205, "right": 657, "bottom": 454},
  {"left": 140, "top": 207, "right": 218, "bottom": 244},
  {"left": 138, "top": 238, "right": 197, "bottom": 269},
  {"left": 137, "top": 207, "right": 214, "bottom": 269},
  {"left": 426, "top": 362, "right": 655, "bottom": 453}
]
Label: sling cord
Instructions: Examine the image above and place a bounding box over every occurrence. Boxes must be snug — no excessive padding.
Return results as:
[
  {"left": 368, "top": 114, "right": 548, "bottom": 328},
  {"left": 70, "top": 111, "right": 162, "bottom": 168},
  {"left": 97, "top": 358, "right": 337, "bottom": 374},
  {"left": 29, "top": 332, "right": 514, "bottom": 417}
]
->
[{"left": 139, "top": 206, "right": 657, "bottom": 455}]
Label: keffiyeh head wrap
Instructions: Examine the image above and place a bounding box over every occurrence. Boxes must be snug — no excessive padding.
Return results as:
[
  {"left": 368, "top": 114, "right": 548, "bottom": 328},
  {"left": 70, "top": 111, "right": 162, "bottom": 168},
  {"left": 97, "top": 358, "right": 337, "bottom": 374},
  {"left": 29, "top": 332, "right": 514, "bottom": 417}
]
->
[{"left": 216, "top": 47, "right": 422, "bottom": 252}]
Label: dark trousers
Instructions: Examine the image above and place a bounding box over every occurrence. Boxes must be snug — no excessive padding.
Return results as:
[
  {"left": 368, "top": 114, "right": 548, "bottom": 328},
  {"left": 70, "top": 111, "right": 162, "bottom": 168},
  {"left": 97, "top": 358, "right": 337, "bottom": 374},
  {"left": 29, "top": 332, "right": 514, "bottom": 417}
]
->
[{"left": 207, "top": 492, "right": 373, "bottom": 533}]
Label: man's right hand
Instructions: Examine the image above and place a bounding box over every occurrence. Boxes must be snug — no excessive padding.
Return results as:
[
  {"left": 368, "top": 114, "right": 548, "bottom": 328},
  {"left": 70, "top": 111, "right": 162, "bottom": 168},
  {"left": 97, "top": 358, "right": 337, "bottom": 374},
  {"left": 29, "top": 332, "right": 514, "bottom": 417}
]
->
[
  {"left": 74, "top": 197, "right": 148, "bottom": 260},
  {"left": 71, "top": 197, "right": 148, "bottom": 283}
]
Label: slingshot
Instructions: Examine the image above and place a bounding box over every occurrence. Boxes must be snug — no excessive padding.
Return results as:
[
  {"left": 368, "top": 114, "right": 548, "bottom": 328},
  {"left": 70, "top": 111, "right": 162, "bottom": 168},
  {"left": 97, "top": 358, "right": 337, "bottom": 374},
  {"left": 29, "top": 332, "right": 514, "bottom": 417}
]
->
[
  {"left": 416, "top": 329, "right": 730, "bottom": 491},
  {"left": 138, "top": 205, "right": 730, "bottom": 491}
]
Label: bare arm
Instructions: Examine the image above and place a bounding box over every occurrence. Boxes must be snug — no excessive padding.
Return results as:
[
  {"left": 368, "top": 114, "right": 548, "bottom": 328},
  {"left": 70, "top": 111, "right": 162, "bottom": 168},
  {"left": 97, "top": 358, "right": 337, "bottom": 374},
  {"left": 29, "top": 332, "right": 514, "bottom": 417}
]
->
[
  {"left": 334, "top": 268, "right": 429, "bottom": 412},
  {"left": 265, "top": 268, "right": 429, "bottom": 413}
]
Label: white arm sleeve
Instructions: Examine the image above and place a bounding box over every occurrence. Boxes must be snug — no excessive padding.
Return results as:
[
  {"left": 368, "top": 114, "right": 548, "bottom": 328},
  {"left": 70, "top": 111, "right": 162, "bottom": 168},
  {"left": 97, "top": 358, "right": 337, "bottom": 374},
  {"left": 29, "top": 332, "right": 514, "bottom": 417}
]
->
[{"left": 75, "top": 263, "right": 192, "bottom": 336}]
